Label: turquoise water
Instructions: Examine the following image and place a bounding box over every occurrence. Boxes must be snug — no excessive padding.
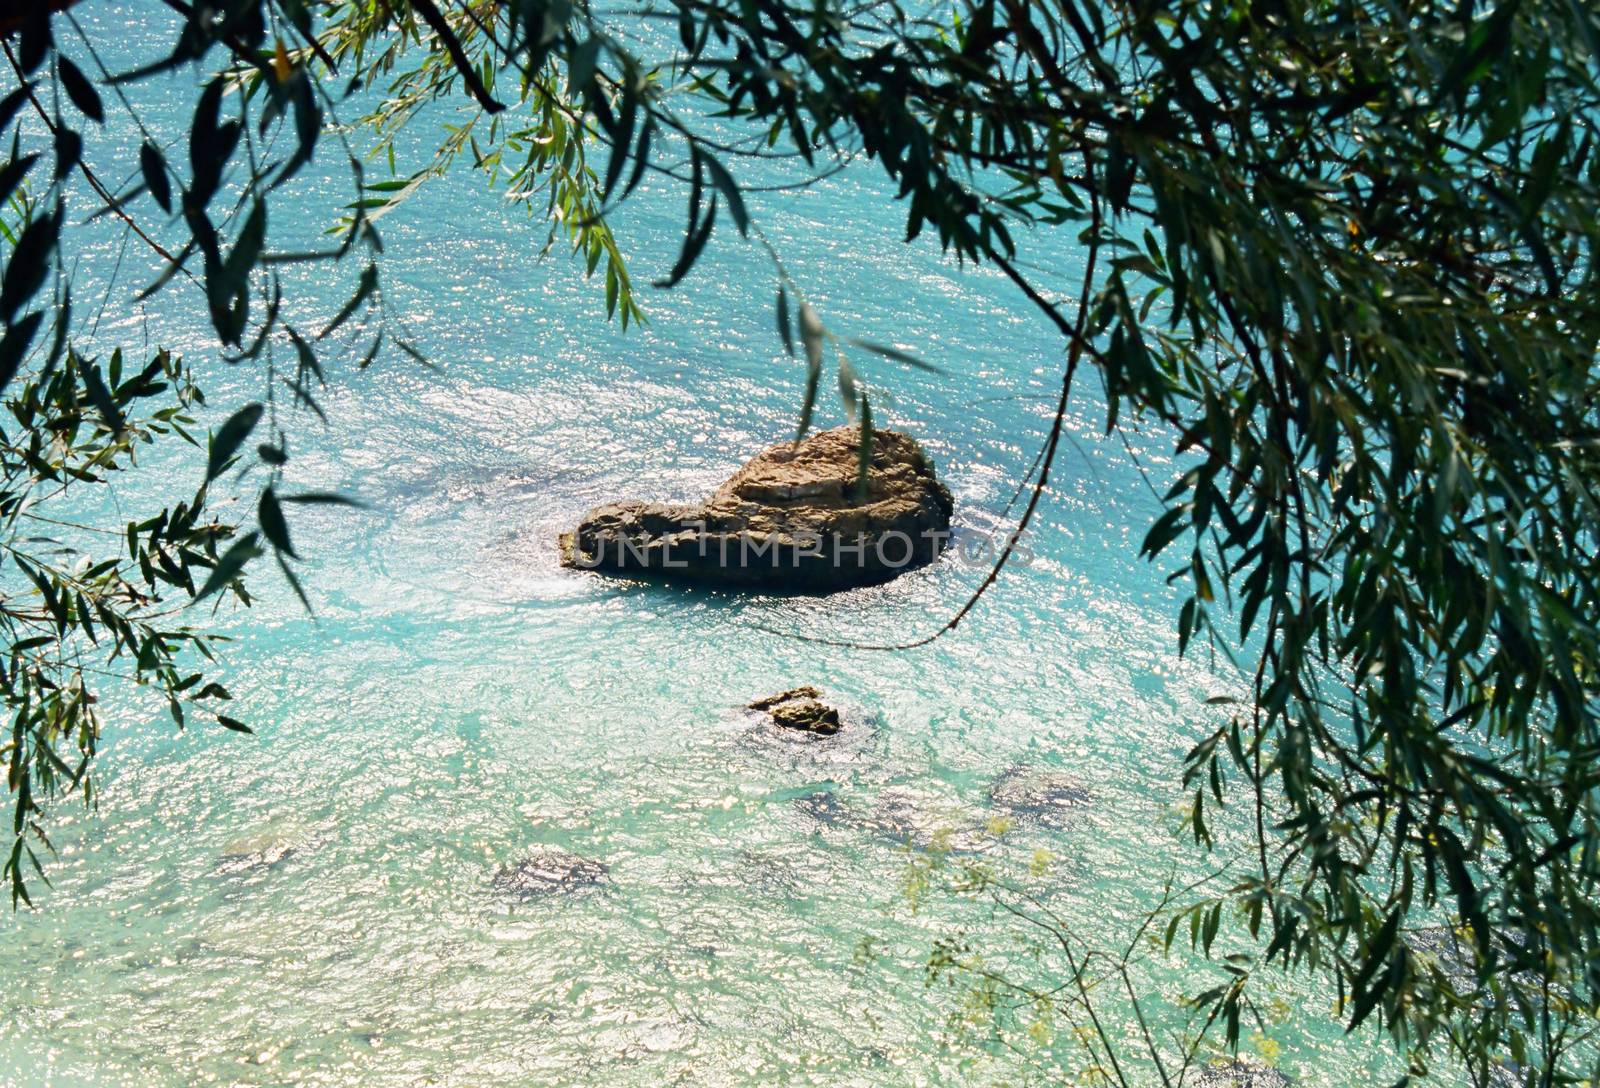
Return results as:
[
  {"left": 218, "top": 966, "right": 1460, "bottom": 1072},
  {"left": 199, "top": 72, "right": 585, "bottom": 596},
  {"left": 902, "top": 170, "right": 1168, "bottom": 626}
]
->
[{"left": 2, "top": 7, "right": 1405, "bottom": 1085}]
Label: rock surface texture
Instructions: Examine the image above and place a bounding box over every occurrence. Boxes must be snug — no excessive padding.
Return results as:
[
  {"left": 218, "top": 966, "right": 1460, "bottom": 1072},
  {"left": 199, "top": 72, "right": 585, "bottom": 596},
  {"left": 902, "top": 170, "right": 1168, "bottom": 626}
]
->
[
  {"left": 492, "top": 846, "right": 609, "bottom": 898},
  {"left": 1192, "top": 1059, "right": 1293, "bottom": 1088},
  {"left": 559, "top": 426, "right": 953, "bottom": 593},
  {"left": 215, "top": 837, "right": 297, "bottom": 876},
  {"left": 988, "top": 766, "right": 1093, "bottom": 829},
  {"left": 749, "top": 687, "right": 842, "bottom": 735}
]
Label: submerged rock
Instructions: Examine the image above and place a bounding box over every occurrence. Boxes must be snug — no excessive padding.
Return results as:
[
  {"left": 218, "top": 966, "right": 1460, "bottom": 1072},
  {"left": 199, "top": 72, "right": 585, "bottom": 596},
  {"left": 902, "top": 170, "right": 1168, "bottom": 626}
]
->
[
  {"left": 1192, "top": 1058, "right": 1292, "bottom": 1087},
  {"left": 750, "top": 687, "right": 842, "bottom": 736},
  {"left": 559, "top": 426, "right": 953, "bottom": 593},
  {"left": 988, "top": 766, "right": 1092, "bottom": 829},
  {"left": 870, "top": 786, "right": 996, "bottom": 854},
  {"left": 492, "top": 846, "right": 608, "bottom": 899},
  {"left": 792, "top": 789, "right": 854, "bottom": 827},
  {"left": 791, "top": 785, "right": 995, "bottom": 854},
  {"left": 216, "top": 834, "right": 298, "bottom": 875}
]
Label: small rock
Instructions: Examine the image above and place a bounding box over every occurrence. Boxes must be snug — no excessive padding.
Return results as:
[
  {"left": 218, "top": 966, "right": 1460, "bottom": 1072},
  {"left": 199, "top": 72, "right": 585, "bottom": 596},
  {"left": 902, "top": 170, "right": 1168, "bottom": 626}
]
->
[
  {"left": 868, "top": 786, "right": 995, "bottom": 854},
  {"left": 492, "top": 846, "right": 608, "bottom": 899},
  {"left": 1192, "top": 1058, "right": 1292, "bottom": 1088},
  {"left": 749, "top": 688, "right": 842, "bottom": 735}
]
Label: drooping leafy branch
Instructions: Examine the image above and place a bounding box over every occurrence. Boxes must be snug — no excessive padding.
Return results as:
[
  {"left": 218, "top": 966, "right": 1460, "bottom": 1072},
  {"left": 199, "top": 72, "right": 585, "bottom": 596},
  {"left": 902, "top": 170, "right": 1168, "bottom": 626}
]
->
[
  {"left": 0, "top": 345, "right": 250, "bottom": 906},
  {"left": 462, "top": 0, "right": 1600, "bottom": 1081},
  {"left": 0, "top": 0, "right": 639, "bottom": 909},
  {"left": 2, "top": 1, "right": 1597, "bottom": 1084}
]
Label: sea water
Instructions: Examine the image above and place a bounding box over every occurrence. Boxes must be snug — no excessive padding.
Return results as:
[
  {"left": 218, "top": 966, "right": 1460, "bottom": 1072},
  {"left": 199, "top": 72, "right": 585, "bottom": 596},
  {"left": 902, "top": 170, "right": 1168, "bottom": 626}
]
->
[{"left": 0, "top": 5, "right": 1405, "bottom": 1085}]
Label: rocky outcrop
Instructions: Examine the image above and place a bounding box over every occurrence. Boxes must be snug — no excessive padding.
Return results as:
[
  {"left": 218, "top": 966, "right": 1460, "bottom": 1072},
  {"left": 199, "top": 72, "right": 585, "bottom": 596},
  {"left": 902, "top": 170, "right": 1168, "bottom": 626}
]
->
[
  {"left": 559, "top": 426, "right": 953, "bottom": 593},
  {"left": 492, "top": 846, "right": 608, "bottom": 898},
  {"left": 749, "top": 687, "right": 842, "bottom": 735}
]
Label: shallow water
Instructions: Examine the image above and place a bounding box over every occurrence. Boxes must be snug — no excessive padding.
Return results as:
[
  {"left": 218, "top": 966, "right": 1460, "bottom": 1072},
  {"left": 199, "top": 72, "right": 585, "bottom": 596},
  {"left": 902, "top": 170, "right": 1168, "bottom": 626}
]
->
[{"left": 2, "top": 6, "right": 1404, "bottom": 1086}]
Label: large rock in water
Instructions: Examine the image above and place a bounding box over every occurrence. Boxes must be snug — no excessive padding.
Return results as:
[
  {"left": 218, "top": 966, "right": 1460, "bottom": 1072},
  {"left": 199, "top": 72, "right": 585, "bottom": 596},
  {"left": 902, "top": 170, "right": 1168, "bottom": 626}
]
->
[{"left": 559, "top": 426, "right": 953, "bottom": 592}]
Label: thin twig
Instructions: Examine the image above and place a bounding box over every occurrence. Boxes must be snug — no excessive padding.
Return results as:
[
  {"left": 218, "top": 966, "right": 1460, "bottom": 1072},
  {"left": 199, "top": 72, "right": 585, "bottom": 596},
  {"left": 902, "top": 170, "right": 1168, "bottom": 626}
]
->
[
  {"left": 745, "top": 172, "right": 1105, "bottom": 651},
  {"left": 2, "top": 40, "right": 189, "bottom": 274}
]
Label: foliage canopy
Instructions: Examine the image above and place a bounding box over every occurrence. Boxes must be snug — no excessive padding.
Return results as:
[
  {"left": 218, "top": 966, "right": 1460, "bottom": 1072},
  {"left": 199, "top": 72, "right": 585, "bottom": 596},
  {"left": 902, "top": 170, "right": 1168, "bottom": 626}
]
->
[{"left": 2, "top": 0, "right": 1598, "bottom": 1083}]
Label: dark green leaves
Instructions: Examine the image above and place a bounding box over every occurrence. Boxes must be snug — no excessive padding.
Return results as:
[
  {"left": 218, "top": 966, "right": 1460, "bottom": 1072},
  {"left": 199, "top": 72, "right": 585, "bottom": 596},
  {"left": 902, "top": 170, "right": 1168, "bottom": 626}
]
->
[
  {"left": 854, "top": 395, "right": 873, "bottom": 497},
  {"left": 776, "top": 285, "right": 795, "bottom": 357},
  {"left": 843, "top": 338, "right": 940, "bottom": 373},
  {"left": 224, "top": 201, "right": 267, "bottom": 289},
  {"left": 0, "top": 203, "right": 60, "bottom": 321},
  {"left": 17, "top": 5, "right": 50, "bottom": 73},
  {"left": 51, "top": 125, "right": 80, "bottom": 180},
  {"left": 795, "top": 301, "right": 825, "bottom": 441},
  {"left": 0, "top": 8, "right": 395, "bottom": 921},
  {"left": 277, "top": 491, "right": 364, "bottom": 507},
  {"left": 567, "top": 37, "right": 601, "bottom": 97},
  {"left": 79, "top": 362, "right": 125, "bottom": 435},
  {"left": 656, "top": 150, "right": 717, "bottom": 287},
  {"left": 0, "top": 311, "right": 43, "bottom": 395},
  {"left": 56, "top": 56, "right": 103, "bottom": 123},
  {"left": 1346, "top": 909, "right": 1406, "bottom": 1033},
  {"left": 206, "top": 403, "right": 265, "bottom": 482},
  {"left": 188, "top": 78, "right": 240, "bottom": 211},
  {"left": 0, "top": 152, "right": 38, "bottom": 208},
  {"left": 656, "top": 193, "right": 717, "bottom": 288},
  {"left": 3, "top": 6, "right": 1596, "bottom": 1085},
  {"left": 271, "top": 72, "right": 323, "bottom": 188},
  {"left": 799, "top": 302, "right": 824, "bottom": 372},
  {"left": 317, "top": 263, "right": 377, "bottom": 341},
  {"left": 703, "top": 155, "right": 748, "bottom": 237},
  {"left": 140, "top": 142, "right": 171, "bottom": 213},
  {"left": 621, "top": 121, "right": 652, "bottom": 203},
  {"left": 1139, "top": 506, "right": 1187, "bottom": 560},
  {"left": 195, "top": 532, "right": 263, "bottom": 601},
  {"left": 796, "top": 349, "right": 820, "bottom": 443},
  {"left": 599, "top": 71, "right": 638, "bottom": 203},
  {"left": 258, "top": 488, "right": 296, "bottom": 558}
]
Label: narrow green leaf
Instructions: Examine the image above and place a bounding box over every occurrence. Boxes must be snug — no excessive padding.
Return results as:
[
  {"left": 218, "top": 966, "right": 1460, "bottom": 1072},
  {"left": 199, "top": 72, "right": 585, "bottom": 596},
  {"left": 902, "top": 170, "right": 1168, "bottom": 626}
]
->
[
  {"left": 258, "top": 487, "right": 297, "bottom": 558},
  {"left": 776, "top": 285, "right": 795, "bottom": 357},
  {"left": 0, "top": 152, "right": 39, "bottom": 209},
  {"left": 703, "top": 155, "right": 749, "bottom": 236},
  {"left": 57, "top": 56, "right": 103, "bottom": 123},
  {"left": 317, "top": 263, "right": 378, "bottom": 340},
  {"left": 206, "top": 403, "right": 265, "bottom": 482},
  {"left": 843, "top": 337, "right": 942, "bottom": 373},
  {"left": 194, "top": 532, "right": 262, "bottom": 601},
  {"left": 79, "top": 363, "right": 126, "bottom": 435},
  {"left": 855, "top": 394, "right": 873, "bottom": 497},
  {"left": 278, "top": 491, "right": 364, "bottom": 507}
]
